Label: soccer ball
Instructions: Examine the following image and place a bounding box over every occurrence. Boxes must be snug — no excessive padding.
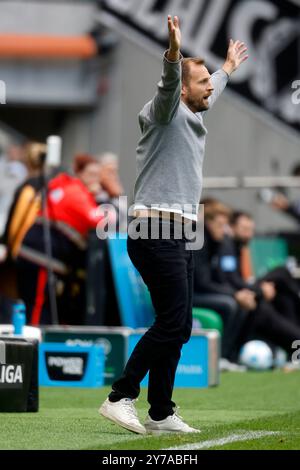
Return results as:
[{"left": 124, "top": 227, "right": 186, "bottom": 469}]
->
[{"left": 239, "top": 340, "right": 273, "bottom": 371}]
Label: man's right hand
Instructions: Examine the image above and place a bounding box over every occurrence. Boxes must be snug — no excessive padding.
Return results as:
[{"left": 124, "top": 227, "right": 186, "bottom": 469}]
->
[
  {"left": 167, "top": 15, "right": 181, "bottom": 62},
  {"left": 234, "top": 289, "right": 257, "bottom": 311}
]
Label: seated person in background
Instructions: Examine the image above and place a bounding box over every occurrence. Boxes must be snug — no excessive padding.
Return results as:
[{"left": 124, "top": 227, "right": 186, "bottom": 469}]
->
[
  {"left": 2, "top": 142, "right": 46, "bottom": 258},
  {"left": 0, "top": 142, "right": 46, "bottom": 305},
  {"left": 194, "top": 199, "right": 300, "bottom": 363},
  {"left": 15, "top": 154, "right": 107, "bottom": 325},
  {"left": 225, "top": 211, "right": 300, "bottom": 328},
  {"left": 194, "top": 200, "right": 251, "bottom": 361}
]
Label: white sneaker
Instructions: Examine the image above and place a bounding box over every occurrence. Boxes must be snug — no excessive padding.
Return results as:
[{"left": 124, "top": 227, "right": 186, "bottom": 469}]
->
[
  {"left": 219, "top": 358, "right": 247, "bottom": 372},
  {"left": 99, "top": 398, "right": 146, "bottom": 434},
  {"left": 144, "top": 409, "right": 201, "bottom": 435}
]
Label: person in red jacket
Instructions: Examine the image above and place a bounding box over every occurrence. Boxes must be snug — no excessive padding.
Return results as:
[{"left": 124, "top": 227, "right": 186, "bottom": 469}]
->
[
  {"left": 16, "top": 154, "right": 105, "bottom": 325},
  {"left": 47, "top": 155, "right": 104, "bottom": 238}
]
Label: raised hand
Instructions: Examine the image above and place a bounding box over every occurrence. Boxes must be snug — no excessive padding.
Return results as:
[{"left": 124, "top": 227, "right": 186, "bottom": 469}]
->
[
  {"left": 222, "top": 39, "right": 248, "bottom": 75},
  {"left": 167, "top": 15, "right": 181, "bottom": 62}
]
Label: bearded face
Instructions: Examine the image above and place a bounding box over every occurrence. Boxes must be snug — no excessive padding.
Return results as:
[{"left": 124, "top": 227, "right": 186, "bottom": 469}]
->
[{"left": 181, "top": 63, "right": 214, "bottom": 113}]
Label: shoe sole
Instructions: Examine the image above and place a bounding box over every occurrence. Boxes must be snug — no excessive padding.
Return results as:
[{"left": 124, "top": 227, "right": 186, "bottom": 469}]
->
[{"left": 99, "top": 406, "right": 146, "bottom": 435}]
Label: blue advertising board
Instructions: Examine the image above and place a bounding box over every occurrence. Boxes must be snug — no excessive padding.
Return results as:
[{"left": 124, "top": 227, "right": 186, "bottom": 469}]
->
[
  {"left": 39, "top": 343, "right": 105, "bottom": 388},
  {"left": 128, "top": 332, "right": 217, "bottom": 388},
  {"left": 107, "top": 236, "right": 155, "bottom": 328}
]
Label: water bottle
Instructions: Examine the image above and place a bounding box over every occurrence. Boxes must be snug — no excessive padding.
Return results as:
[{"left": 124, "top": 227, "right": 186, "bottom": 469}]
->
[
  {"left": 12, "top": 302, "right": 26, "bottom": 335},
  {"left": 46, "top": 135, "right": 62, "bottom": 168}
]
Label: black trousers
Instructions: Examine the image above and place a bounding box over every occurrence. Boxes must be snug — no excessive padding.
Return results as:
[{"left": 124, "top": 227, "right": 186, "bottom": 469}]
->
[{"left": 109, "top": 218, "right": 194, "bottom": 421}]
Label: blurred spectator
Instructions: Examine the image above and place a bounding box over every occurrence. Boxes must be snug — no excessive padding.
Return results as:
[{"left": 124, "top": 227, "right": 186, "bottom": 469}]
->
[
  {"left": 0, "top": 142, "right": 46, "bottom": 309},
  {"left": 5, "top": 143, "right": 28, "bottom": 180},
  {"left": 98, "top": 152, "right": 124, "bottom": 198},
  {"left": 266, "top": 163, "right": 300, "bottom": 224},
  {"left": 193, "top": 199, "right": 246, "bottom": 361},
  {"left": 74, "top": 153, "right": 102, "bottom": 196},
  {"left": 223, "top": 211, "right": 300, "bottom": 328},
  {"left": 0, "top": 142, "right": 28, "bottom": 235},
  {"left": 2, "top": 142, "right": 46, "bottom": 257},
  {"left": 194, "top": 199, "right": 300, "bottom": 364},
  {"left": 14, "top": 153, "right": 106, "bottom": 325},
  {"left": 97, "top": 152, "right": 127, "bottom": 231}
]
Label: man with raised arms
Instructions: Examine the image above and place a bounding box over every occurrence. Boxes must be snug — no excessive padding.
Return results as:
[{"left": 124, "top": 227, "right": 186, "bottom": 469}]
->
[{"left": 100, "top": 15, "right": 248, "bottom": 435}]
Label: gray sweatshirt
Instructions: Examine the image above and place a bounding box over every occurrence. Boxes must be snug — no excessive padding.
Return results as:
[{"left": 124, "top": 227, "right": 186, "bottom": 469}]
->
[{"left": 133, "top": 52, "right": 229, "bottom": 220}]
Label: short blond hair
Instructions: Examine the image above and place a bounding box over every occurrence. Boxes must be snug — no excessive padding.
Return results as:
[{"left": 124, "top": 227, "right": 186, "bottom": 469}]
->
[{"left": 182, "top": 57, "right": 205, "bottom": 85}]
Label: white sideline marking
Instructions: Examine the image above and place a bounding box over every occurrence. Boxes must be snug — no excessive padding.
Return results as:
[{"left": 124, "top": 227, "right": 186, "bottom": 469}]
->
[{"left": 165, "top": 430, "right": 281, "bottom": 450}]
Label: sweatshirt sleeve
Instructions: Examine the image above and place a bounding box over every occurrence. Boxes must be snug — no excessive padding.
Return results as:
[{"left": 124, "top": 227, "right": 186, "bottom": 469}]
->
[
  {"left": 207, "top": 69, "right": 229, "bottom": 109},
  {"left": 148, "top": 51, "right": 183, "bottom": 125}
]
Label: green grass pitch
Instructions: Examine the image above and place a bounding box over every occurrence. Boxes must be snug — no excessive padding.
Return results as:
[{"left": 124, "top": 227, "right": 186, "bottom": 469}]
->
[{"left": 0, "top": 371, "right": 299, "bottom": 450}]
